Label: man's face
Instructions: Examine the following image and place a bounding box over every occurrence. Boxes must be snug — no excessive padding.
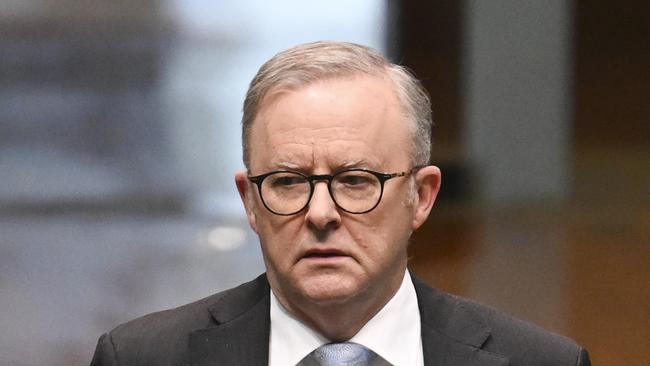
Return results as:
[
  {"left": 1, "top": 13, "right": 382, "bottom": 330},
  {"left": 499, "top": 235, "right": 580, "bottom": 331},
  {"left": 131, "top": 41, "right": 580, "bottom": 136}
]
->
[{"left": 237, "top": 75, "right": 434, "bottom": 311}]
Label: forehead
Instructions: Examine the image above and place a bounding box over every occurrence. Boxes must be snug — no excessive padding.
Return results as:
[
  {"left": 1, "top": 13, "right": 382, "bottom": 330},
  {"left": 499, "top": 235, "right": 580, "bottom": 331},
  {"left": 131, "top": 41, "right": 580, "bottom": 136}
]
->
[{"left": 248, "top": 75, "right": 412, "bottom": 172}]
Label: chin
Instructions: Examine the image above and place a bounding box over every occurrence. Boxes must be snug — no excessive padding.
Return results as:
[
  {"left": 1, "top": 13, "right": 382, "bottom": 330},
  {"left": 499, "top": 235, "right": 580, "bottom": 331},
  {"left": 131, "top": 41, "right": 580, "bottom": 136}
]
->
[{"left": 295, "top": 272, "right": 367, "bottom": 305}]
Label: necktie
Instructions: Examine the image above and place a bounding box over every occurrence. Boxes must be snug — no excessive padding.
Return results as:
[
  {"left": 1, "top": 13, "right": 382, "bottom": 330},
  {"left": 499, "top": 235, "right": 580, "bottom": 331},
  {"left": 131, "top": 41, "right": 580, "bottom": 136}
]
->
[{"left": 297, "top": 341, "right": 392, "bottom": 366}]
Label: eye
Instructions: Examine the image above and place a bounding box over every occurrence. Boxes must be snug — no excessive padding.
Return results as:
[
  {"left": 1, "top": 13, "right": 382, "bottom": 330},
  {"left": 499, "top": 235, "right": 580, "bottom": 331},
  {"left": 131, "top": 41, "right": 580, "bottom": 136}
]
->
[
  {"left": 270, "top": 175, "right": 305, "bottom": 187},
  {"left": 338, "top": 174, "right": 373, "bottom": 187}
]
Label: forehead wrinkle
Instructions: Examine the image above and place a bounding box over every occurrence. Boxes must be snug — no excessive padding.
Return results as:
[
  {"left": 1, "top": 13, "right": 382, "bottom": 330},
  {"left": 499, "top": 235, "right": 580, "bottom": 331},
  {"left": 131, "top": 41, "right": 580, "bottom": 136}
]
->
[
  {"left": 266, "top": 154, "right": 380, "bottom": 173},
  {"left": 264, "top": 139, "right": 385, "bottom": 170}
]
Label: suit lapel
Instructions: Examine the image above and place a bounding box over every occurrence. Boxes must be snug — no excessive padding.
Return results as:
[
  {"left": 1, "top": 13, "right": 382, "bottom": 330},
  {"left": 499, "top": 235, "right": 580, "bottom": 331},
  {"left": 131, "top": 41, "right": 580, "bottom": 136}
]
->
[
  {"left": 189, "top": 275, "right": 271, "bottom": 366},
  {"left": 413, "top": 274, "right": 509, "bottom": 366},
  {"left": 420, "top": 324, "right": 508, "bottom": 366}
]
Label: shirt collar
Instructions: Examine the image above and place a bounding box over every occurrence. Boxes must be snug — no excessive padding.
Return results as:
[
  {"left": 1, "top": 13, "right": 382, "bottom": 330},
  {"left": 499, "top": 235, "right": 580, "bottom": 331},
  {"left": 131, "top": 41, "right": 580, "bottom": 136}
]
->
[
  {"left": 269, "top": 287, "right": 327, "bottom": 366},
  {"left": 269, "top": 270, "right": 423, "bottom": 366}
]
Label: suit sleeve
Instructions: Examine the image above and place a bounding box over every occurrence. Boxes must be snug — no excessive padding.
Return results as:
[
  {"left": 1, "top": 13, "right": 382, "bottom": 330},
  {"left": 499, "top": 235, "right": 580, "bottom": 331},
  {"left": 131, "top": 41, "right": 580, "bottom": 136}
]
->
[
  {"left": 576, "top": 348, "right": 591, "bottom": 366},
  {"left": 89, "top": 333, "right": 119, "bottom": 366}
]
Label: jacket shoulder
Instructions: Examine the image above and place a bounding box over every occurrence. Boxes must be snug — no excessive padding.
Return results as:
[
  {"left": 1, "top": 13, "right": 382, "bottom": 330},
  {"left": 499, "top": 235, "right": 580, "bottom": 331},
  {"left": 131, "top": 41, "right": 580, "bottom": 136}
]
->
[
  {"left": 412, "top": 275, "right": 590, "bottom": 365},
  {"left": 91, "top": 274, "right": 269, "bottom": 366},
  {"left": 457, "top": 294, "right": 589, "bottom": 365}
]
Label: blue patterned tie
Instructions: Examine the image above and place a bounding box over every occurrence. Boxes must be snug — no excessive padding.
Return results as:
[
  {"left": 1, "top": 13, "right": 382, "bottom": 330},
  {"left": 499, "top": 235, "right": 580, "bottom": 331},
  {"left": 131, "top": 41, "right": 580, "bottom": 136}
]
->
[{"left": 297, "top": 342, "right": 391, "bottom": 366}]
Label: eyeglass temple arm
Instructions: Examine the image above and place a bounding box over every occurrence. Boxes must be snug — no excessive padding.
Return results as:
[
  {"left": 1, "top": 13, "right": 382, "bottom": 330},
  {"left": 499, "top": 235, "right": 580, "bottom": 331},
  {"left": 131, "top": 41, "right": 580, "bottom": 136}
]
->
[{"left": 386, "top": 165, "right": 426, "bottom": 179}]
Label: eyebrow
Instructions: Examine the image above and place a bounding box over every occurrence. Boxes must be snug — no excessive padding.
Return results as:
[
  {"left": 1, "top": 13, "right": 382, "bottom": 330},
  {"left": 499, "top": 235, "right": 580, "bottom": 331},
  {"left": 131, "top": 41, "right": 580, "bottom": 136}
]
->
[
  {"left": 269, "top": 158, "right": 381, "bottom": 173},
  {"left": 337, "top": 159, "right": 379, "bottom": 170},
  {"left": 271, "top": 161, "right": 303, "bottom": 170}
]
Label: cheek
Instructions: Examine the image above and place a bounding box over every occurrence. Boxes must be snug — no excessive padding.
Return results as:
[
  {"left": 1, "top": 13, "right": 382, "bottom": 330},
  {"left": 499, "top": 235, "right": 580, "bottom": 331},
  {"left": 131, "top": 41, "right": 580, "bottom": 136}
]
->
[
  {"left": 347, "top": 212, "right": 411, "bottom": 260},
  {"left": 257, "top": 215, "right": 303, "bottom": 260}
]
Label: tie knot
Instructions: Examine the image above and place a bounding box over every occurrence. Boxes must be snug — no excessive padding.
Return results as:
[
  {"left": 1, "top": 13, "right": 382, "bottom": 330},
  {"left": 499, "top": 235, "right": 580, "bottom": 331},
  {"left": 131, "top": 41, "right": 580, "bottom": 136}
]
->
[{"left": 298, "top": 342, "right": 389, "bottom": 366}]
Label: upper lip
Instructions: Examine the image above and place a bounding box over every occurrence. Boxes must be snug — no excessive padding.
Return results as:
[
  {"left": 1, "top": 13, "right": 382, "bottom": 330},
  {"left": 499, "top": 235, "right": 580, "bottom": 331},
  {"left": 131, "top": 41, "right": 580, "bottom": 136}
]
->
[{"left": 303, "top": 248, "right": 349, "bottom": 258}]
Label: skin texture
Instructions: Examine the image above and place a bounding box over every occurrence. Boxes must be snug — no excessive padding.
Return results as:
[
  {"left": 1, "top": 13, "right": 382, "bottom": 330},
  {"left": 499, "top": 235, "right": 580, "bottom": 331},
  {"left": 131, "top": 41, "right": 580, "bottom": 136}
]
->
[{"left": 235, "top": 74, "right": 441, "bottom": 340}]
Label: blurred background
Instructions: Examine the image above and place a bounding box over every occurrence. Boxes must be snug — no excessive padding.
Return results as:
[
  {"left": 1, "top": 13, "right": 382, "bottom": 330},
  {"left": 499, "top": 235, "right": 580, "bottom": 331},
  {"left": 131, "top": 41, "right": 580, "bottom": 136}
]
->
[{"left": 0, "top": 0, "right": 647, "bottom": 365}]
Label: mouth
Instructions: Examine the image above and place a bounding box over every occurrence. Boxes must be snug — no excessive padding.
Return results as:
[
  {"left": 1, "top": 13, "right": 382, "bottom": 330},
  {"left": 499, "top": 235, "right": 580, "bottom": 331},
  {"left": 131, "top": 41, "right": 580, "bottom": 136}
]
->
[{"left": 303, "top": 248, "right": 350, "bottom": 260}]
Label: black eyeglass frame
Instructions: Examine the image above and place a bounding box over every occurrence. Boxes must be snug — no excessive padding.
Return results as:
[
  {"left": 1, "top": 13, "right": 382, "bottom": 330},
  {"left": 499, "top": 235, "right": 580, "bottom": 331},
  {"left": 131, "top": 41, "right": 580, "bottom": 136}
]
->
[{"left": 247, "top": 167, "right": 421, "bottom": 216}]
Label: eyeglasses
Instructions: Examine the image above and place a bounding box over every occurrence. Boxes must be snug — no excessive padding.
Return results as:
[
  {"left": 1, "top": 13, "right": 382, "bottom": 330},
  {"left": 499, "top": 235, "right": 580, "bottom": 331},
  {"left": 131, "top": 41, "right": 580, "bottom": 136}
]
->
[{"left": 248, "top": 168, "right": 419, "bottom": 216}]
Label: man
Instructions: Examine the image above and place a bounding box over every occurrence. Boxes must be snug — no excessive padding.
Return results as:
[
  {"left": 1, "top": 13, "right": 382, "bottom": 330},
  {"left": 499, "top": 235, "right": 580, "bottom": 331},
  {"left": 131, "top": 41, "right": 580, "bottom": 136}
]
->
[{"left": 90, "top": 41, "right": 590, "bottom": 365}]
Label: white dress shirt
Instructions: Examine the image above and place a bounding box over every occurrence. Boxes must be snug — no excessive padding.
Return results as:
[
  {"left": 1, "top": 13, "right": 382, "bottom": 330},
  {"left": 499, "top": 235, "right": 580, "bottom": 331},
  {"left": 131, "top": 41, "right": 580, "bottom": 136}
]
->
[{"left": 269, "top": 270, "right": 424, "bottom": 366}]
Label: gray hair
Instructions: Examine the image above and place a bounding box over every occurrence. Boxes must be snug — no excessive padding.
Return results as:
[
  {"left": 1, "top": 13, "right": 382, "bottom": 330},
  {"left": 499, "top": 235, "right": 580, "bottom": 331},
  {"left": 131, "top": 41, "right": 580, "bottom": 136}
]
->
[{"left": 241, "top": 41, "right": 432, "bottom": 169}]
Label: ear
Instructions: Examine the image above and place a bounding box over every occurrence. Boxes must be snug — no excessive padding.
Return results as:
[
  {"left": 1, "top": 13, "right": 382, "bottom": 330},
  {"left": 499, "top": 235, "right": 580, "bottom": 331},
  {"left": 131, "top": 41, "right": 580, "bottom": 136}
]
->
[
  {"left": 411, "top": 165, "right": 441, "bottom": 230},
  {"left": 235, "top": 170, "right": 259, "bottom": 233}
]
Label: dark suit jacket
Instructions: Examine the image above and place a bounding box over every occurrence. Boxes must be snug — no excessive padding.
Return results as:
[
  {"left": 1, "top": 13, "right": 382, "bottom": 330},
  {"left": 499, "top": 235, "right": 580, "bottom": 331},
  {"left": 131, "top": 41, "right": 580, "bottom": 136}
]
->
[{"left": 90, "top": 273, "right": 590, "bottom": 366}]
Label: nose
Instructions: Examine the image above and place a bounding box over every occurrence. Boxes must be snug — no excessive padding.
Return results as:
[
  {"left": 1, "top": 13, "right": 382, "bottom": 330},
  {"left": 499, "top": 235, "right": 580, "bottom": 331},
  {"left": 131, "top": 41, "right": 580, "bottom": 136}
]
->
[{"left": 305, "top": 181, "right": 341, "bottom": 231}]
